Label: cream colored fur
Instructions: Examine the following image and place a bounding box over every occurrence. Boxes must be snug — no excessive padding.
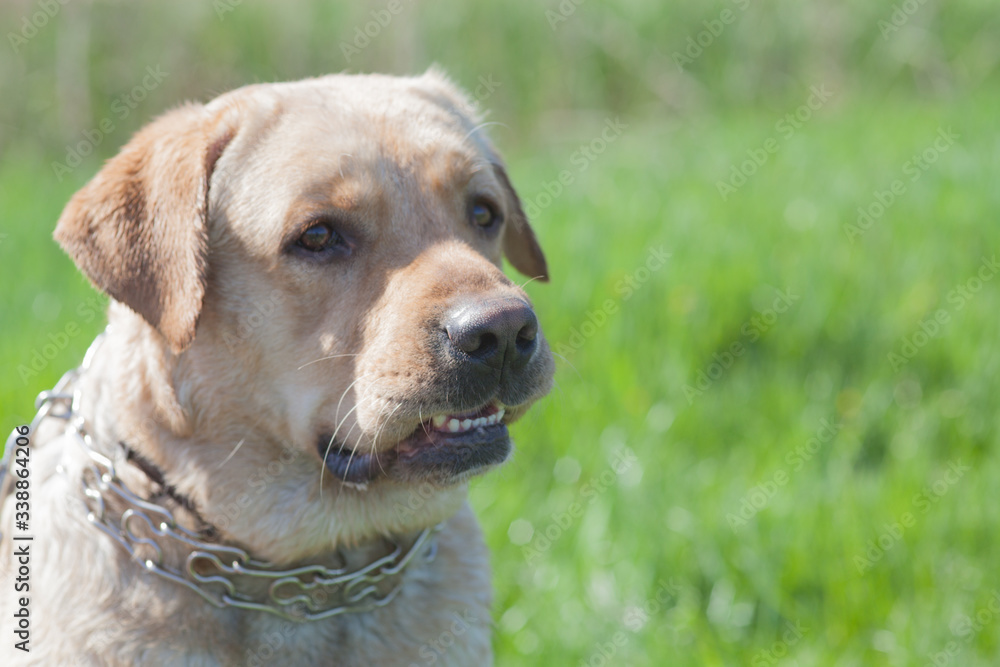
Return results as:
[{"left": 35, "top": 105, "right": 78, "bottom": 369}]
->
[{"left": 0, "top": 71, "right": 553, "bottom": 666}]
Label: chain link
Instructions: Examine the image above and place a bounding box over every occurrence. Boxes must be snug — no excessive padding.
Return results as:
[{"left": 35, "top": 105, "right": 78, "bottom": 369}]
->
[{"left": 1, "top": 332, "right": 441, "bottom": 623}]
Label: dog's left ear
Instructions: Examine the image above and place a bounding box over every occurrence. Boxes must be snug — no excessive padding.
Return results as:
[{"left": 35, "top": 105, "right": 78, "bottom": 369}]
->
[
  {"left": 493, "top": 164, "right": 549, "bottom": 282},
  {"left": 417, "top": 68, "right": 549, "bottom": 282},
  {"left": 54, "top": 104, "right": 237, "bottom": 353}
]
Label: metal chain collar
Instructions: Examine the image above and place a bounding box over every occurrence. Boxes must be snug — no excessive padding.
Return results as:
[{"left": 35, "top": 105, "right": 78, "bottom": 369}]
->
[{"left": 1, "top": 332, "right": 441, "bottom": 623}]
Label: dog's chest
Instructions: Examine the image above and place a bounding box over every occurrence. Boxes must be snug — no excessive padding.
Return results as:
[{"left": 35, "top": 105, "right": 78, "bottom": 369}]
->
[{"left": 121, "top": 589, "right": 491, "bottom": 666}]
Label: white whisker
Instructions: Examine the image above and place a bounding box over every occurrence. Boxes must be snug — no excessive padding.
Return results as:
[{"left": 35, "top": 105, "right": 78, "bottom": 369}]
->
[
  {"left": 464, "top": 121, "right": 507, "bottom": 142},
  {"left": 372, "top": 402, "right": 403, "bottom": 449},
  {"left": 296, "top": 353, "right": 359, "bottom": 371},
  {"left": 551, "top": 351, "right": 581, "bottom": 379},
  {"left": 517, "top": 275, "right": 545, "bottom": 290},
  {"left": 370, "top": 402, "right": 404, "bottom": 478},
  {"left": 319, "top": 402, "right": 361, "bottom": 498},
  {"left": 339, "top": 153, "right": 353, "bottom": 179},
  {"left": 216, "top": 439, "right": 245, "bottom": 469}
]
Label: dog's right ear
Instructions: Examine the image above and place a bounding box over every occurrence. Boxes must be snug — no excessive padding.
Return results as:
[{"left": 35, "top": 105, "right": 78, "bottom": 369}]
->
[{"left": 54, "top": 104, "right": 237, "bottom": 353}]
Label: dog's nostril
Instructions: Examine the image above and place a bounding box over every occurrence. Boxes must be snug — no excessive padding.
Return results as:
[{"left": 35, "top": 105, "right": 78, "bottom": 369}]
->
[
  {"left": 514, "top": 320, "right": 537, "bottom": 356},
  {"left": 446, "top": 323, "right": 500, "bottom": 358},
  {"left": 468, "top": 332, "right": 498, "bottom": 358},
  {"left": 516, "top": 320, "right": 538, "bottom": 344}
]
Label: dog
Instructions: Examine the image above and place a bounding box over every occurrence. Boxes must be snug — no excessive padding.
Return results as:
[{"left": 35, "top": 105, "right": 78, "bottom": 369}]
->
[{"left": 0, "top": 70, "right": 554, "bottom": 665}]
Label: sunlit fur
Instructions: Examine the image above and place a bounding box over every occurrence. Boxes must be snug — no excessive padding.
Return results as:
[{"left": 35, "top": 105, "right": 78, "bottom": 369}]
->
[{"left": 0, "top": 71, "right": 553, "bottom": 665}]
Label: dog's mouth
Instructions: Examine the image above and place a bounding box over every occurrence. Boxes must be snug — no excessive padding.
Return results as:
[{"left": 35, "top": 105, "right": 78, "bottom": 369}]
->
[
  {"left": 398, "top": 402, "right": 505, "bottom": 454},
  {"left": 317, "top": 400, "right": 512, "bottom": 487}
]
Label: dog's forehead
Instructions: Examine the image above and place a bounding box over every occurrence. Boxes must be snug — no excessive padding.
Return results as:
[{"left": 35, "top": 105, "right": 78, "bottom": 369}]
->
[
  {"left": 210, "top": 75, "right": 500, "bottom": 248},
  {"left": 233, "top": 76, "right": 487, "bottom": 172}
]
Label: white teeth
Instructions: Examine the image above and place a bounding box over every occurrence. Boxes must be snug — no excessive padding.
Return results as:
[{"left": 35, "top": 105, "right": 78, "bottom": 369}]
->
[{"left": 431, "top": 406, "right": 506, "bottom": 433}]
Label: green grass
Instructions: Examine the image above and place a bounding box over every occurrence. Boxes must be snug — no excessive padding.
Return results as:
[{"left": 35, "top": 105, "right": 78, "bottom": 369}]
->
[
  {"left": 6, "top": 90, "right": 998, "bottom": 666},
  {"left": 476, "top": 94, "right": 1000, "bottom": 665},
  {"left": 3, "top": 0, "right": 1000, "bottom": 664}
]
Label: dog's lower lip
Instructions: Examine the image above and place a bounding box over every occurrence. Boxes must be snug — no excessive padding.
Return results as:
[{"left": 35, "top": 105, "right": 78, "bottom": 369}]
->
[
  {"left": 396, "top": 421, "right": 507, "bottom": 459},
  {"left": 317, "top": 439, "right": 383, "bottom": 485},
  {"left": 317, "top": 402, "right": 510, "bottom": 484}
]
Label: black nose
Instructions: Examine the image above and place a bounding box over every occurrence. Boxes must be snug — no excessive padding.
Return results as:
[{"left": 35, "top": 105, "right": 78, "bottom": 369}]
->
[{"left": 444, "top": 298, "right": 539, "bottom": 372}]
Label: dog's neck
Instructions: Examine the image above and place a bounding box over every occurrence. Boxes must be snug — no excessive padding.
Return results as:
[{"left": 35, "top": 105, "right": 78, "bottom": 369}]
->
[{"left": 36, "top": 326, "right": 444, "bottom": 623}]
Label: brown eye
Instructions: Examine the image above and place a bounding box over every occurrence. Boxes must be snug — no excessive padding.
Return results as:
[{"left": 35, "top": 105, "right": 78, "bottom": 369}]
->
[
  {"left": 297, "top": 224, "right": 339, "bottom": 252},
  {"left": 287, "top": 217, "right": 353, "bottom": 262},
  {"left": 470, "top": 199, "right": 502, "bottom": 230}
]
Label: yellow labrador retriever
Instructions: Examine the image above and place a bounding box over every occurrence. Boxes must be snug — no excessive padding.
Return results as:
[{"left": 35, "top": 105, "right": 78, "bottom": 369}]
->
[{"left": 0, "top": 70, "right": 553, "bottom": 665}]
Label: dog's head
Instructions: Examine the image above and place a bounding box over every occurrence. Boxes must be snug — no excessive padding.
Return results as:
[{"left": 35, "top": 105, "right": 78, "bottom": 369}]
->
[{"left": 54, "top": 71, "right": 554, "bottom": 556}]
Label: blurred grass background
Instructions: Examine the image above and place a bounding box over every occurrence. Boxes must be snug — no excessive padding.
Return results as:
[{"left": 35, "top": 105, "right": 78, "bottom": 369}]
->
[{"left": 3, "top": 0, "right": 1000, "bottom": 664}]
